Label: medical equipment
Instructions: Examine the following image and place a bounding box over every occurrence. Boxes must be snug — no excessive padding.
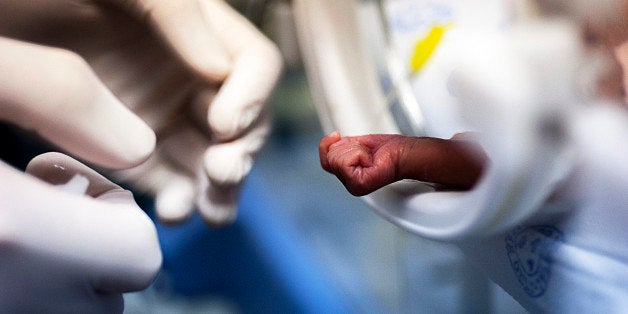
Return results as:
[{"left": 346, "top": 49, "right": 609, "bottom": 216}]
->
[
  {"left": 294, "top": 0, "right": 589, "bottom": 239},
  {"left": 295, "top": 0, "right": 628, "bottom": 312}
]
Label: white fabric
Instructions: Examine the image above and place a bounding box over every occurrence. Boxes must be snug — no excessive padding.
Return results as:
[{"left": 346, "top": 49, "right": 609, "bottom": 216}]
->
[{"left": 457, "top": 107, "right": 628, "bottom": 312}]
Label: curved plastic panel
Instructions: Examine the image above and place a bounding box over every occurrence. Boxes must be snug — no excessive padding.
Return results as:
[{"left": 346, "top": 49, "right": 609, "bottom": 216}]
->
[{"left": 294, "top": 0, "right": 580, "bottom": 240}]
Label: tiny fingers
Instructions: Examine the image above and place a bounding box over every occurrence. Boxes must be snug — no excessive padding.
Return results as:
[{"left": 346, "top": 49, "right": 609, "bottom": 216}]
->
[{"left": 319, "top": 131, "right": 341, "bottom": 172}]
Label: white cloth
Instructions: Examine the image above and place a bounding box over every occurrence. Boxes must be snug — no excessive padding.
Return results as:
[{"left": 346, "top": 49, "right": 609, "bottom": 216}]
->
[{"left": 457, "top": 107, "right": 628, "bottom": 312}]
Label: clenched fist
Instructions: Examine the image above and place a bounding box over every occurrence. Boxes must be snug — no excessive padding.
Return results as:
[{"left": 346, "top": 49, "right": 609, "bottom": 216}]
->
[{"left": 319, "top": 132, "right": 487, "bottom": 196}]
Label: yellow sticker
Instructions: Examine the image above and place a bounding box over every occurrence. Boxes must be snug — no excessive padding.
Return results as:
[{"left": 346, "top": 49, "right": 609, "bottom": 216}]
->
[{"left": 410, "top": 24, "right": 453, "bottom": 74}]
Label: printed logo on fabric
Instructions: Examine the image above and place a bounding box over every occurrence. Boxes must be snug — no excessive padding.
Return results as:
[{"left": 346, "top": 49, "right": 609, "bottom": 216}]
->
[{"left": 505, "top": 225, "right": 564, "bottom": 298}]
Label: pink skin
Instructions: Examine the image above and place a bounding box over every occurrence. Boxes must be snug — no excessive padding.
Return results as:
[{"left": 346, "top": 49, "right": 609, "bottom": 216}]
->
[
  {"left": 319, "top": 132, "right": 488, "bottom": 196},
  {"left": 616, "top": 42, "right": 628, "bottom": 104},
  {"left": 582, "top": 1, "right": 628, "bottom": 105}
]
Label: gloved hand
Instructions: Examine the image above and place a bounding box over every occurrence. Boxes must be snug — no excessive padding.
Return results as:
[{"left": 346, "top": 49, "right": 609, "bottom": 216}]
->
[
  {"left": 0, "top": 0, "right": 283, "bottom": 227},
  {"left": 0, "top": 33, "right": 161, "bottom": 312},
  {"left": 0, "top": 153, "right": 162, "bottom": 313}
]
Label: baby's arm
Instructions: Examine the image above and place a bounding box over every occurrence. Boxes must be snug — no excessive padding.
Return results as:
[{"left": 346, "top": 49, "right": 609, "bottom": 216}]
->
[{"left": 319, "top": 132, "right": 486, "bottom": 196}]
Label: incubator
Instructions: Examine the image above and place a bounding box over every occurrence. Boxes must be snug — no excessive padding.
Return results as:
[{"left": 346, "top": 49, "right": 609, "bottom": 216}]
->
[
  {"left": 295, "top": 0, "right": 628, "bottom": 312},
  {"left": 294, "top": 0, "right": 591, "bottom": 239}
]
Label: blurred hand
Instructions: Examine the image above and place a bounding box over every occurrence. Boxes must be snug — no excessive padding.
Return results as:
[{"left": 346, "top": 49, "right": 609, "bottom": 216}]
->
[
  {"left": 0, "top": 0, "right": 283, "bottom": 226},
  {"left": 0, "top": 153, "right": 161, "bottom": 313},
  {"left": 0, "top": 19, "right": 163, "bottom": 311},
  {"left": 319, "top": 132, "right": 487, "bottom": 196}
]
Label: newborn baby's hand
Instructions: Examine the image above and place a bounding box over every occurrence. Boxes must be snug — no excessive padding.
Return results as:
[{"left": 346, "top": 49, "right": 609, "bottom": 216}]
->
[
  {"left": 319, "top": 132, "right": 414, "bottom": 196},
  {"left": 319, "top": 132, "right": 487, "bottom": 196}
]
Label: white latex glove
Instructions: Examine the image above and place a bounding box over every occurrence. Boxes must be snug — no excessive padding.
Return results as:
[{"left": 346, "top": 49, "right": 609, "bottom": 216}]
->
[
  {"left": 0, "top": 27, "right": 162, "bottom": 312},
  {"left": 0, "top": 153, "right": 162, "bottom": 313},
  {"left": 0, "top": 0, "right": 282, "bottom": 227}
]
